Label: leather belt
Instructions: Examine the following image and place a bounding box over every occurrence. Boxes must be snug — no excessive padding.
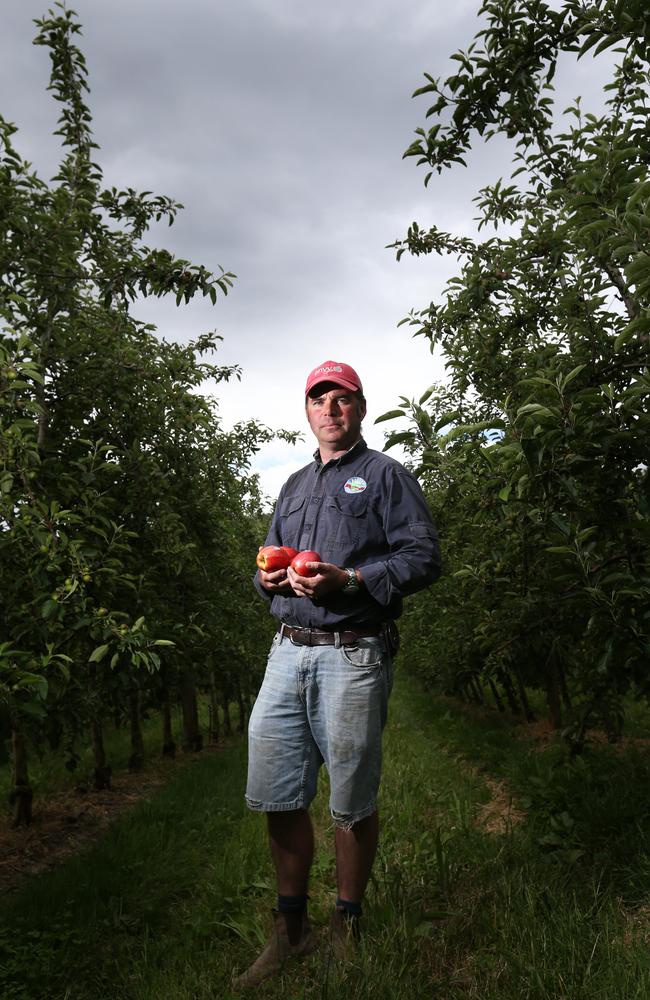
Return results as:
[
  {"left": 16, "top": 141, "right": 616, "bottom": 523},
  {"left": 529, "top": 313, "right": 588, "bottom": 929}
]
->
[{"left": 279, "top": 623, "right": 381, "bottom": 647}]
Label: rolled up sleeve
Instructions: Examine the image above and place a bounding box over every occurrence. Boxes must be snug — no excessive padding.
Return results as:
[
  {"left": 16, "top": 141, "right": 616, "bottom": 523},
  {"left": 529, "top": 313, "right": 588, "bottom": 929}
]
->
[{"left": 359, "top": 470, "right": 441, "bottom": 607}]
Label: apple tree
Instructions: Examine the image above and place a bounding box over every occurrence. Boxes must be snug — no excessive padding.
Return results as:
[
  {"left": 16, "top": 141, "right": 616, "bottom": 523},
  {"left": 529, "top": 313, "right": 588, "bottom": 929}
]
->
[
  {"left": 382, "top": 0, "right": 649, "bottom": 743},
  {"left": 0, "top": 5, "right": 277, "bottom": 822}
]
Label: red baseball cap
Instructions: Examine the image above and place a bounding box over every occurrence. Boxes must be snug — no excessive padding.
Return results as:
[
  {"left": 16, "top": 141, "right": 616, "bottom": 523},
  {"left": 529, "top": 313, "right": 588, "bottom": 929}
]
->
[{"left": 305, "top": 360, "right": 363, "bottom": 396}]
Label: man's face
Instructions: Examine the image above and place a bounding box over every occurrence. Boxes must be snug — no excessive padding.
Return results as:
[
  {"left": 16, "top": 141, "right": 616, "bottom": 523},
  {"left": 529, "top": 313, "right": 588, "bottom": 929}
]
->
[{"left": 306, "top": 381, "right": 366, "bottom": 454}]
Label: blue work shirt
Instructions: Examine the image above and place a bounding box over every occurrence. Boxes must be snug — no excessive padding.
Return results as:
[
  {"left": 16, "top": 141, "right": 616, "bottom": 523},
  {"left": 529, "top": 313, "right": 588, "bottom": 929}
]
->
[{"left": 254, "top": 438, "right": 441, "bottom": 629}]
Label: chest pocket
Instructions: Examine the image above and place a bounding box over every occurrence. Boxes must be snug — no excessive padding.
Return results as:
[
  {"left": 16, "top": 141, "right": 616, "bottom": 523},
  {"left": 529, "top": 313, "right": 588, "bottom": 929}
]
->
[
  {"left": 326, "top": 494, "right": 369, "bottom": 549},
  {"left": 278, "top": 495, "right": 307, "bottom": 546}
]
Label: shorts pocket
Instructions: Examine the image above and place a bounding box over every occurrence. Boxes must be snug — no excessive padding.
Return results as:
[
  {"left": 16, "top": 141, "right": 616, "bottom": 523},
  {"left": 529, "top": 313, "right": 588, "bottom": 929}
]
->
[
  {"left": 267, "top": 631, "right": 282, "bottom": 658},
  {"left": 341, "top": 640, "right": 383, "bottom": 669}
]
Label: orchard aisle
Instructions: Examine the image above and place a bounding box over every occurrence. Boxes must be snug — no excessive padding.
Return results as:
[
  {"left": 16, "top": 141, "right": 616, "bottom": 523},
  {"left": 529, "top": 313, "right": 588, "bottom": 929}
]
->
[{"left": 1, "top": 672, "right": 648, "bottom": 1000}]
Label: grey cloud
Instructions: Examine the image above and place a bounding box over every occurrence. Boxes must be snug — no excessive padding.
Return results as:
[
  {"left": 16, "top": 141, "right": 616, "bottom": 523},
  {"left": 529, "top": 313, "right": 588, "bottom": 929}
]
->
[{"left": 2, "top": 0, "right": 614, "bottom": 499}]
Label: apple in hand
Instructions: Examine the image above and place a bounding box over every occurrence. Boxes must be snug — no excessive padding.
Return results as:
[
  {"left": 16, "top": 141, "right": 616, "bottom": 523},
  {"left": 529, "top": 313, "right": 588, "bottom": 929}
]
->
[
  {"left": 290, "top": 550, "right": 322, "bottom": 578},
  {"left": 257, "top": 546, "right": 294, "bottom": 572}
]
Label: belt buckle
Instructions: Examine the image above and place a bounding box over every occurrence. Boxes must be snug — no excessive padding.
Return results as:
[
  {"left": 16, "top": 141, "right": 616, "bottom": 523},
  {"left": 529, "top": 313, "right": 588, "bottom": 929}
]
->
[{"left": 288, "top": 625, "right": 308, "bottom": 647}]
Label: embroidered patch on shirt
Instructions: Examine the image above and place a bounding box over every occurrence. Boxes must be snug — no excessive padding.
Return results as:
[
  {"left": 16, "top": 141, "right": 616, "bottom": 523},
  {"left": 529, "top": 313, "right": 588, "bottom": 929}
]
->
[{"left": 344, "top": 476, "right": 367, "bottom": 494}]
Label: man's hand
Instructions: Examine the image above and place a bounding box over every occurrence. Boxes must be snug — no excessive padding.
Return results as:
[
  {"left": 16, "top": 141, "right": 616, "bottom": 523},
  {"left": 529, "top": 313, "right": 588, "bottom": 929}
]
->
[
  {"left": 257, "top": 547, "right": 293, "bottom": 592},
  {"left": 287, "top": 561, "right": 348, "bottom": 600}
]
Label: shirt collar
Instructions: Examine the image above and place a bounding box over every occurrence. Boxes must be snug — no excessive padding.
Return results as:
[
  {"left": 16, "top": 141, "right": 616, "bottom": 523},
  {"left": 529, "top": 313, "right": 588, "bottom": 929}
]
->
[{"left": 313, "top": 437, "right": 367, "bottom": 469}]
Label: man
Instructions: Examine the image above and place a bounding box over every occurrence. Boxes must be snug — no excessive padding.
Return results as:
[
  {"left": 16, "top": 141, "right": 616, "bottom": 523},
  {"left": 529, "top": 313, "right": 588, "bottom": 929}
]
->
[{"left": 234, "top": 360, "right": 441, "bottom": 987}]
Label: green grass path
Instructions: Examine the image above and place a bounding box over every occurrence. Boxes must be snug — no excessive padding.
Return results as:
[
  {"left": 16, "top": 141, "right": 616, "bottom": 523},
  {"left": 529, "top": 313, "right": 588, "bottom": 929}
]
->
[{"left": 1, "top": 673, "right": 649, "bottom": 999}]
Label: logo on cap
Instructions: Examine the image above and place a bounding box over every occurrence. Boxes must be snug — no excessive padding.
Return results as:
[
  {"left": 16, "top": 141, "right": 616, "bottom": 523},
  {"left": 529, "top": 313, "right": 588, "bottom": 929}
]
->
[{"left": 315, "top": 365, "right": 343, "bottom": 375}]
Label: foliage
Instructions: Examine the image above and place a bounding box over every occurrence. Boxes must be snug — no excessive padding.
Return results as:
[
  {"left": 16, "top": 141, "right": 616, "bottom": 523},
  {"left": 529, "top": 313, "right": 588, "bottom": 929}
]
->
[
  {"left": 382, "top": 1, "right": 650, "bottom": 741},
  {"left": 0, "top": 4, "right": 281, "bottom": 814}
]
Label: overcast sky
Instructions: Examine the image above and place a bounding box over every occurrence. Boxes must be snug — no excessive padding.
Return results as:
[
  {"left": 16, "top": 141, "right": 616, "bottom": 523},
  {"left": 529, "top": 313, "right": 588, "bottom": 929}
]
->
[{"left": 2, "top": 1, "right": 610, "bottom": 501}]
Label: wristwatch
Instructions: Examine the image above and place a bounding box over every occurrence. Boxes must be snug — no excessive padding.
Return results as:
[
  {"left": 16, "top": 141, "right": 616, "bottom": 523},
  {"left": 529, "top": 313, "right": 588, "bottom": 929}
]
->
[{"left": 341, "top": 567, "right": 360, "bottom": 594}]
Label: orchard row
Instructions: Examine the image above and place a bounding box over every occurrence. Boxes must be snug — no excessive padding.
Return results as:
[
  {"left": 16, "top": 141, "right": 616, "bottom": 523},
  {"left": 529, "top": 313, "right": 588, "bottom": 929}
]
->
[
  {"left": 0, "top": 9, "right": 287, "bottom": 826},
  {"left": 380, "top": 2, "right": 649, "bottom": 747}
]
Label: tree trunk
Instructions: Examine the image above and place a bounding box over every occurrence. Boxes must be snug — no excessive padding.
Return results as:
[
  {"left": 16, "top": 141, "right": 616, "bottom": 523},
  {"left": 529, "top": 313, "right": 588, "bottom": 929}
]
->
[
  {"left": 209, "top": 673, "right": 221, "bottom": 744},
  {"left": 9, "top": 710, "right": 33, "bottom": 828},
  {"left": 559, "top": 660, "right": 572, "bottom": 711},
  {"left": 180, "top": 673, "right": 203, "bottom": 752},
  {"left": 91, "top": 718, "right": 112, "bottom": 790},
  {"left": 128, "top": 686, "right": 144, "bottom": 771},
  {"left": 487, "top": 676, "right": 505, "bottom": 713},
  {"left": 545, "top": 647, "right": 562, "bottom": 730},
  {"left": 222, "top": 690, "right": 232, "bottom": 737},
  {"left": 235, "top": 676, "right": 247, "bottom": 733},
  {"left": 498, "top": 669, "right": 521, "bottom": 715},
  {"left": 512, "top": 663, "right": 535, "bottom": 722},
  {"left": 161, "top": 686, "right": 176, "bottom": 758},
  {"left": 466, "top": 675, "right": 482, "bottom": 705}
]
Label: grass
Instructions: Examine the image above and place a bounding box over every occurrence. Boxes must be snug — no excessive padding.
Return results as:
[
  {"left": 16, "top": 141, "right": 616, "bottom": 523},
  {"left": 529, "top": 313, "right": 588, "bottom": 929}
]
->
[{"left": 1, "top": 672, "right": 649, "bottom": 999}]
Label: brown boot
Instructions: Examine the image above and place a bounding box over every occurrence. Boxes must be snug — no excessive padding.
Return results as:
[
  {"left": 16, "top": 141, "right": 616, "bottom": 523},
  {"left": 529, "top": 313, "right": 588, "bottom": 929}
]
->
[
  {"left": 327, "top": 907, "right": 361, "bottom": 963},
  {"left": 232, "top": 909, "right": 318, "bottom": 988}
]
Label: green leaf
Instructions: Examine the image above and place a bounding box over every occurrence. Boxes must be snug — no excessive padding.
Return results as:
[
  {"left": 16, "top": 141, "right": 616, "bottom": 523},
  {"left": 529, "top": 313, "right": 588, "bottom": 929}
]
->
[
  {"left": 440, "top": 419, "right": 505, "bottom": 444},
  {"left": 40, "top": 599, "right": 58, "bottom": 619},
  {"left": 382, "top": 431, "right": 416, "bottom": 452},
  {"left": 614, "top": 316, "right": 650, "bottom": 351},
  {"left": 550, "top": 513, "right": 571, "bottom": 537},
  {"left": 88, "top": 644, "right": 109, "bottom": 663},
  {"left": 374, "top": 409, "right": 406, "bottom": 424},
  {"left": 434, "top": 410, "right": 461, "bottom": 432},
  {"left": 516, "top": 404, "right": 555, "bottom": 419},
  {"left": 15, "top": 671, "right": 48, "bottom": 699},
  {"left": 563, "top": 364, "right": 586, "bottom": 386}
]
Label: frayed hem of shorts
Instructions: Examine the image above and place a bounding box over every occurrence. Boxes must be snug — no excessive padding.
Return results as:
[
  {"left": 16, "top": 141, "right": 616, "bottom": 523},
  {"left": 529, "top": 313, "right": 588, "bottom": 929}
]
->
[
  {"left": 330, "top": 802, "right": 376, "bottom": 831},
  {"left": 245, "top": 796, "right": 306, "bottom": 813}
]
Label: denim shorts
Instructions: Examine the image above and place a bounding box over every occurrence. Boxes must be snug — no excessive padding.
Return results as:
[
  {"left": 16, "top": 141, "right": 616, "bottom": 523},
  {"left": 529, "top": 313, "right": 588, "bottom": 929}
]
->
[{"left": 245, "top": 631, "right": 393, "bottom": 829}]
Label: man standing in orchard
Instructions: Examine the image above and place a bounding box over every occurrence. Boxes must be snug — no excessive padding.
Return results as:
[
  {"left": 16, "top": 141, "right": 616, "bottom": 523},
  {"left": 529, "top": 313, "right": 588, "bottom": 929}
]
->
[{"left": 235, "top": 361, "right": 441, "bottom": 987}]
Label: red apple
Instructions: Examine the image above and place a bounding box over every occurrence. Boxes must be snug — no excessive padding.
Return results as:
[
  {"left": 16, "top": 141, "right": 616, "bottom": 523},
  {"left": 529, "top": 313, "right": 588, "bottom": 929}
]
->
[
  {"left": 282, "top": 546, "right": 299, "bottom": 561},
  {"left": 256, "top": 545, "right": 293, "bottom": 572},
  {"left": 290, "top": 550, "right": 322, "bottom": 577}
]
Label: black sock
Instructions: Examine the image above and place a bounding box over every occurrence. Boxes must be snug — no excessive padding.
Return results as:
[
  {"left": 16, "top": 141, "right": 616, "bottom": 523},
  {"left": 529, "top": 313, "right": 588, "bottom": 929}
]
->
[
  {"left": 277, "top": 894, "right": 308, "bottom": 946},
  {"left": 335, "top": 897, "right": 362, "bottom": 919},
  {"left": 277, "top": 893, "right": 308, "bottom": 914}
]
